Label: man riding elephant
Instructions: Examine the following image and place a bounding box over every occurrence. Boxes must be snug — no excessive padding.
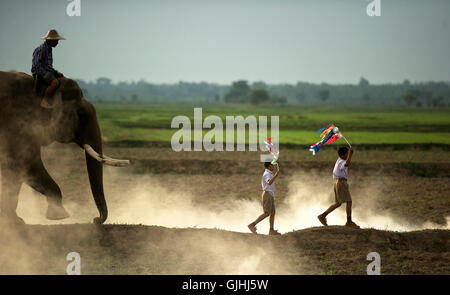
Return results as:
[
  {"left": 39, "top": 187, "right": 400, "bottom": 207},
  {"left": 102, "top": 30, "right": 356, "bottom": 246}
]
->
[
  {"left": 0, "top": 70, "right": 130, "bottom": 225},
  {"left": 31, "top": 29, "right": 66, "bottom": 109}
]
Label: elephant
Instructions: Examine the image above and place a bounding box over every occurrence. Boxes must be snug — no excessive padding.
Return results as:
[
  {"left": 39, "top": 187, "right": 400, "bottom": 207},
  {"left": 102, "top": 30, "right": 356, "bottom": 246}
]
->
[{"left": 0, "top": 71, "right": 129, "bottom": 225}]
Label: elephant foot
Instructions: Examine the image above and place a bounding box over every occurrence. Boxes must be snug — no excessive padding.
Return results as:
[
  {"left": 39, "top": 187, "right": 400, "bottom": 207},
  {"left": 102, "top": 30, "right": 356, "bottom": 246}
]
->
[
  {"left": 93, "top": 216, "right": 106, "bottom": 224},
  {"left": 46, "top": 204, "right": 70, "bottom": 220}
]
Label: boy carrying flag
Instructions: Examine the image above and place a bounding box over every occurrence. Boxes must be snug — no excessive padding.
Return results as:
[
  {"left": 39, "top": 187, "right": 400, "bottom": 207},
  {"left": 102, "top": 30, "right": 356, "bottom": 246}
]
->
[
  {"left": 318, "top": 146, "right": 360, "bottom": 229},
  {"left": 248, "top": 161, "right": 282, "bottom": 235}
]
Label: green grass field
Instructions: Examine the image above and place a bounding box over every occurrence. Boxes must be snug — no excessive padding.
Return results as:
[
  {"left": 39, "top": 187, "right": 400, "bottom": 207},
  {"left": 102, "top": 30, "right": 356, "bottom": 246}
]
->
[{"left": 95, "top": 104, "right": 450, "bottom": 145}]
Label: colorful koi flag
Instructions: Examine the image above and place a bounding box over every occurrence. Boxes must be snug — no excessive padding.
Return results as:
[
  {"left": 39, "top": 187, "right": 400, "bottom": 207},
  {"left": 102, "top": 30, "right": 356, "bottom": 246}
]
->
[{"left": 309, "top": 124, "right": 343, "bottom": 155}]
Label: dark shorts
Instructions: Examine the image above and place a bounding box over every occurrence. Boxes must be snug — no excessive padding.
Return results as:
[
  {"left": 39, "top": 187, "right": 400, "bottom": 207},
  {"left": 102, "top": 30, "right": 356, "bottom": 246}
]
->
[{"left": 33, "top": 72, "right": 57, "bottom": 96}]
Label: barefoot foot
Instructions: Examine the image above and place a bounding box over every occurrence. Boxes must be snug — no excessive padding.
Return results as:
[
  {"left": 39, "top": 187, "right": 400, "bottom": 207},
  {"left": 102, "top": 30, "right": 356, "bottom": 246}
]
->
[
  {"left": 345, "top": 221, "right": 360, "bottom": 229},
  {"left": 269, "top": 229, "right": 281, "bottom": 236},
  {"left": 248, "top": 224, "right": 257, "bottom": 234}
]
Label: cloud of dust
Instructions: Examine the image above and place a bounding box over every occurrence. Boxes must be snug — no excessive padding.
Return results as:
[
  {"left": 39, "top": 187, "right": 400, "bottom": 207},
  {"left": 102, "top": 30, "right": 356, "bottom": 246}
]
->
[
  {"left": 277, "top": 172, "right": 450, "bottom": 232},
  {"left": 81, "top": 169, "right": 449, "bottom": 233},
  {"left": 7, "top": 162, "right": 450, "bottom": 234},
  {"left": 2, "top": 157, "right": 305, "bottom": 274},
  {"left": 8, "top": 143, "right": 447, "bottom": 233}
]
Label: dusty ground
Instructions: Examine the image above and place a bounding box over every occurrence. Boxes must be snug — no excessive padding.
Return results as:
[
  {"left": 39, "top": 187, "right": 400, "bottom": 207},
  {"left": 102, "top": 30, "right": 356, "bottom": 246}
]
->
[
  {"left": 0, "top": 224, "right": 448, "bottom": 275},
  {"left": 0, "top": 143, "right": 449, "bottom": 274}
]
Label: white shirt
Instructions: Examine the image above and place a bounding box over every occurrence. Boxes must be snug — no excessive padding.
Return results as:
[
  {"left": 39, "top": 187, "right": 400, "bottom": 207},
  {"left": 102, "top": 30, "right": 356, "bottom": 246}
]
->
[
  {"left": 262, "top": 169, "right": 275, "bottom": 196},
  {"left": 333, "top": 157, "right": 348, "bottom": 179}
]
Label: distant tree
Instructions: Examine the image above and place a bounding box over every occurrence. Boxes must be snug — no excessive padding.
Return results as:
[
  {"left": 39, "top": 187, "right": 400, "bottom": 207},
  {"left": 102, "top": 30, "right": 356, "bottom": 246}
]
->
[
  {"left": 215, "top": 94, "right": 220, "bottom": 102},
  {"left": 403, "top": 92, "right": 418, "bottom": 106},
  {"left": 318, "top": 89, "right": 330, "bottom": 102},
  {"left": 81, "top": 88, "right": 89, "bottom": 98},
  {"left": 252, "top": 81, "right": 267, "bottom": 89},
  {"left": 359, "top": 77, "right": 370, "bottom": 87},
  {"left": 224, "top": 80, "right": 250, "bottom": 103},
  {"left": 410, "top": 89, "right": 423, "bottom": 98},
  {"left": 296, "top": 92, "right": 306, "bottom": 104},
  {"left": 97, "top": 77, "right": 112, "bottom": 86},
  {"left": 403, "top": 79, "right": 411, "bottom": 86},
  {"left": 131, "top": 94, "right": 139, "bottom": 103},
  {"left": 431, "top": 96, "right": 444, "bottom": 107},
  {"left": 363, "top": 93, "right": 370, "bottom": 104},
  {"left": 249, "top": 88, "right": 270, "bottom": 105},
  {"left": 271, "top": 95, "right": 287, "bottom": 105},
  {"left": 423, "top": 91, "right": 431, "bottom": 107}
]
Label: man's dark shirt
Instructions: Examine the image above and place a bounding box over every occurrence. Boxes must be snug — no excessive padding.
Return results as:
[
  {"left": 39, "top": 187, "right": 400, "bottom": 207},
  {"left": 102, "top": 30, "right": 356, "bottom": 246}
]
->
[{"left": 31, "top": 42, "right": 56, "bottom": 78}]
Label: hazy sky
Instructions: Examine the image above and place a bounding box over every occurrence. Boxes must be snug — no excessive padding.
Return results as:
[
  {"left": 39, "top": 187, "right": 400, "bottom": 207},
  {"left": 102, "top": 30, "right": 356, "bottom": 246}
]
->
[{"left": 0, "top": 0, "right": 449, "bottom": 84}]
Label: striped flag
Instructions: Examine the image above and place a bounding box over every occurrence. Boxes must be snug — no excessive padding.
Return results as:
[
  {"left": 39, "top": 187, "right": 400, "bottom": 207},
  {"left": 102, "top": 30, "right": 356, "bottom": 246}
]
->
[{"left": 309, "top": 124, "right": 343, "bottom": 155}]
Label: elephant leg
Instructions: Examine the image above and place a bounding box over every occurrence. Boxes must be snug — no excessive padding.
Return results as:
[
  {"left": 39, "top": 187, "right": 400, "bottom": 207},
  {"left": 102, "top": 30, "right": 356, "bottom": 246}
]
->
[
  {"left": 25, "top": 159, "right": 70, "bottom": 220},
  {"left": 0, "top": 165, "right": 25, "bottom": 224}
]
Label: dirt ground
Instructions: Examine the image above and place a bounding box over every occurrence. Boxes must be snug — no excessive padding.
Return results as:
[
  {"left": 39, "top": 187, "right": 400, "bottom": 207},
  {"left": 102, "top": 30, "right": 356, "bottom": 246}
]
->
[
  {"left": 0, "top": 143, "right": 449, "bottom": 274},
  {"left": 0, "top": 224, "right": 448, "bottom": 275}
]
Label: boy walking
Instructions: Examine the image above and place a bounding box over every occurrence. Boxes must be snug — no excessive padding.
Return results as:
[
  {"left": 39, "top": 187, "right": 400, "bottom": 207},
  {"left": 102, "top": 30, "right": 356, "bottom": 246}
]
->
[
  {"left": 248, "top": 161, "right": 282, "bottom": 235},
  {"left": 318, "top": 146, "right": 360, "bottom": 229}
]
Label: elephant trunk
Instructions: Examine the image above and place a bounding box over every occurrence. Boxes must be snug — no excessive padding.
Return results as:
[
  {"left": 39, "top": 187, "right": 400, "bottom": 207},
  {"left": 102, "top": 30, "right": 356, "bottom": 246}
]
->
[
  {"left": 78, "top": 99, "right": 130, "bottom": 224},
  {"left": 84, "top": 114, "right": 108, "bottom": 224}
]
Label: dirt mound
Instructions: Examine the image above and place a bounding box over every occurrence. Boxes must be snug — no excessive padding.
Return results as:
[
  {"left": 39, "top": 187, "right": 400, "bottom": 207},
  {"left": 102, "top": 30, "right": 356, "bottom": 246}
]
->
[{"left": 0, "top": 224, "right": 448, "bottom": 274}]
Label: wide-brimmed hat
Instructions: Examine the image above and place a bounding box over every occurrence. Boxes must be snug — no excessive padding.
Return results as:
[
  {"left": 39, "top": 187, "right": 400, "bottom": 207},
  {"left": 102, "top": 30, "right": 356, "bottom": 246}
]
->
[{"left": 41, "top": 29, "right": 66, "bottom": 40}]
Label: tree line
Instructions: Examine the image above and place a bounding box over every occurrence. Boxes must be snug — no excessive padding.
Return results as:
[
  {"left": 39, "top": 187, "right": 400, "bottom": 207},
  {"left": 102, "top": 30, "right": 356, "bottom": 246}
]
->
[{"left": 74, "top": 76, "right": 450, "bottom": 107}]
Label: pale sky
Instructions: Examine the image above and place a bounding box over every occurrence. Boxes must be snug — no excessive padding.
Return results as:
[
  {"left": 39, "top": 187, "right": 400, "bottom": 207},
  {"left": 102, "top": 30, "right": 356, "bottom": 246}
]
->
[{"left": 0, "top": 0, "right": 449, "bottom": 84}]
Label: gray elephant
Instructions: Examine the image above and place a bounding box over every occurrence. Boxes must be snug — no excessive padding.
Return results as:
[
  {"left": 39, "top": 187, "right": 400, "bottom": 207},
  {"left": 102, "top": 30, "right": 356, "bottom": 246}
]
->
[{"left": 0, "top": 71, "right": 129, "bottom": 225}]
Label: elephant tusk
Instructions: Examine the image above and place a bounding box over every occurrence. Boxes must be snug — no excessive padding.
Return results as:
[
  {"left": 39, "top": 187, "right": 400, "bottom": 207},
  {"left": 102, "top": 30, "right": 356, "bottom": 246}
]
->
[
  {"left": 83, "top": 144, "right": 130, "bottom": 167},
  {"left": 102, "top": 154, "right": 131, "bottom": 167}
]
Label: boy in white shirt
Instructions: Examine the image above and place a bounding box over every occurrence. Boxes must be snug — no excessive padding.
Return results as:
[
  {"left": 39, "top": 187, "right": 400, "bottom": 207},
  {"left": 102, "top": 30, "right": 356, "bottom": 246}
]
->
[
  {"left": 248, "top": 161, "right": 281, "bottom": 235},
  {"left": 318, "top": 146, "right": 360, "bottom": 229}
]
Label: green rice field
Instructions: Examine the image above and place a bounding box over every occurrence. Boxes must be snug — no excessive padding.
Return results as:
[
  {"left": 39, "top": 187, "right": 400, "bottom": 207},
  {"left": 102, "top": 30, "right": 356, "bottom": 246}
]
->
[{"left": 95, "top": 104, "right": 450, "bottom": 145}]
